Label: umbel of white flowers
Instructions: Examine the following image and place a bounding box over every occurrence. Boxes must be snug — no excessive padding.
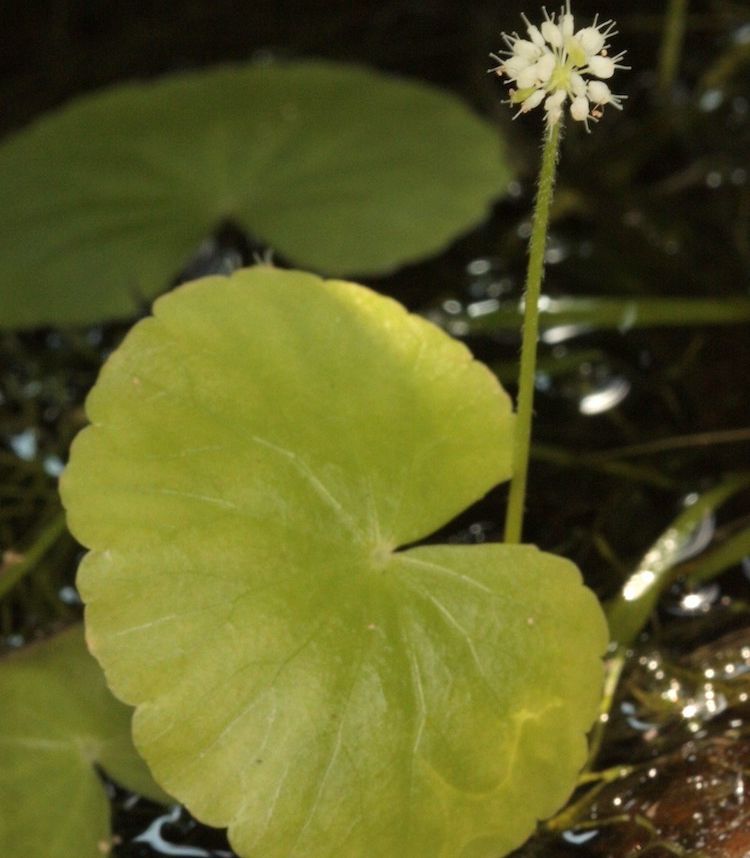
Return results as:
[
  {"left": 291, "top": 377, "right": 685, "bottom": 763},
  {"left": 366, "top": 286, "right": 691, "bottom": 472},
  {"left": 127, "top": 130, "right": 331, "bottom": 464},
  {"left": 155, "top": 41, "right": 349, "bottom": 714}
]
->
[{"left": 491, "top": 1, "right": 628, "bottom": 128}]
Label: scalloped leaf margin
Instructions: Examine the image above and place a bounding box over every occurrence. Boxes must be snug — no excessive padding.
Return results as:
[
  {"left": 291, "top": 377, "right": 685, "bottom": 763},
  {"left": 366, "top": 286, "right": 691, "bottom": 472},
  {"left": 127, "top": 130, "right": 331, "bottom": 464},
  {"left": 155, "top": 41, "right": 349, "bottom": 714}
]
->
[
  {"left": 0, "top": 626, "right": 168, "bottom": 858},
  {"left": 0, "top": 61, "right": 511, "bottom": 329},
  {"left": 61, "top": 267, "right": 607, "bottom": 858}
]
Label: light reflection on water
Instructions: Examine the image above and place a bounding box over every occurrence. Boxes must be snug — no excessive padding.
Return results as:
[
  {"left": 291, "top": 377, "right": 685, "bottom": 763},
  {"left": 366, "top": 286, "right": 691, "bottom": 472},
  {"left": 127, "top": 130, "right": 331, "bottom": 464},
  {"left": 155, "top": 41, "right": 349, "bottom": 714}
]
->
[
  {"left": 578, "top": 375, "right": 631, "bottom": 416},
  {"left": 9, "top": 428, "right": 37, "bottom": 460},
  {"left": 561, "top": 829, "right": 599, "bottom": 846},
  {"left": 133, "top": 805, "right": 233, "bottom": 858}
]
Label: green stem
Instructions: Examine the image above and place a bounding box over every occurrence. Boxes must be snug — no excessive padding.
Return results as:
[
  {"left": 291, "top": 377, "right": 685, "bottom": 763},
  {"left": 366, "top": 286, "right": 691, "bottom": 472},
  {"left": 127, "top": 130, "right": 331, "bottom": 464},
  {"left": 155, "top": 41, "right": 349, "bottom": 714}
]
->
[
  {"left": 504, "top": 121, "right": 562, "bottom": 544},
  {"left": 583, "top": 648, "right": 627, "bottom": 772},
  {"left": 532, "top": 443, "right": 676, "bottom": 490},
  {"left": 0, "top": 510, "right": 67, "bottom": 600},
  {"left": 658, "top": 0, "right": 689, "bottom": 94}
]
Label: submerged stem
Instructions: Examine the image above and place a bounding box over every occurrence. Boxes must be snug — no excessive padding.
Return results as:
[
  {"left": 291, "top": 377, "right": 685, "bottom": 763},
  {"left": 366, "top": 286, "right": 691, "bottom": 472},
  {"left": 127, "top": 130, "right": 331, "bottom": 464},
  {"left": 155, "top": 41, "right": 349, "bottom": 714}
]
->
[
  {"left": 0, "top": 510, "right": 67, "bottom": 600},
  {"left": 658, "top": 0, "right": 689, "bottom": 94},
  {"left": 504, "top": 122, "right": 562, "bottom": 544}
]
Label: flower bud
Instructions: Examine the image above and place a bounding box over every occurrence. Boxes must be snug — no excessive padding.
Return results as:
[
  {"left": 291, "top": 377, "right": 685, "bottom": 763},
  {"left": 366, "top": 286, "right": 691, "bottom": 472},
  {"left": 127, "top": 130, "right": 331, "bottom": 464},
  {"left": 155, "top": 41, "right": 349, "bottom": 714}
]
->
[
  {"left": 570, "top": 72, "right": 587, "bottom": 97},
  {"left": 577, "top": 26, "right": 605, "bottom": 56},
  {"left": 545, "top": 90, "right": 567, "bottom": 110},
  {"left": 587, "top": 80, "right": 611, "bottom": 104},
  {"left": 516, "top": 64, "right": 540, "bottom": 89},
  {"left": 588, "top": 55, "right": 615, "bottom": 79},
  {"left": 514, "top": 39, "right": 543, "bottom": 59},
  {"left": 521, "top": 89, "right": 546, "bottom": 112},
  {"left": 541, "top": 20, "right": 563, "bottom": 48},
  {"left": 504, "top": 55, "right": 532, "bottom": 78},
  {"left": 527, "top": 24, "right": 546, "bottom": 47},
  {"left": 570, "top": 95, "right": 590, "bottom": 121},
  {"left": 536, "top": 52, "right": 556, "bottom": 82}
]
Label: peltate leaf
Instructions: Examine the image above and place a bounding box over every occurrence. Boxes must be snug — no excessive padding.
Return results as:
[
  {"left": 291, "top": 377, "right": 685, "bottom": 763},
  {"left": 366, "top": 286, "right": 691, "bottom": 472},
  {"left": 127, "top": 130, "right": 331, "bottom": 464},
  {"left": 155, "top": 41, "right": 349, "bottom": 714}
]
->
[
  {"left": 61, "top": 267, "right": 607, "bottom": 858},
  {"left": 0, "top": 625, "right": 168, "bottom": 858},
  {"left": 0, "top": 61, "right": 510, "bottom": 329}
]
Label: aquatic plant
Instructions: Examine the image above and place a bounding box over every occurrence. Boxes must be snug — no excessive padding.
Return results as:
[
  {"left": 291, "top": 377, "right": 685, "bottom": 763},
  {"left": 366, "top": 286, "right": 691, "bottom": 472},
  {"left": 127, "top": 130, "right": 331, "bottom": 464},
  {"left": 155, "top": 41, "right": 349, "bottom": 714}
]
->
[
  {"left": 492, "top": 3, "right": 627, "bottom": 544},
  {"left": 3, "top": 2, "right": 750, "bottom": 857}
]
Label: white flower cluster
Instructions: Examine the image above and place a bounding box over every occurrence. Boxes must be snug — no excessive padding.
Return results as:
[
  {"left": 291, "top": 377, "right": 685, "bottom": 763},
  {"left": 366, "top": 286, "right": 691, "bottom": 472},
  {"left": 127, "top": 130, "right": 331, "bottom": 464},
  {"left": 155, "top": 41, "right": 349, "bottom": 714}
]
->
[{"left": 491, "top": 2, "right": 627, "bottom": 128}]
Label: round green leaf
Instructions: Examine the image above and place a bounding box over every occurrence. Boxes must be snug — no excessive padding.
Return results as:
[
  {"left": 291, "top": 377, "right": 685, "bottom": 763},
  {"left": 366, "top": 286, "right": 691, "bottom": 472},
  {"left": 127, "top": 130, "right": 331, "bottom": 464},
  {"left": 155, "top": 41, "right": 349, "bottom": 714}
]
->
[
  {"left": 0, "top": 61, "right": 510, "bottom": 329},
  {"left": 61, "top": 267, "right": 607, "bottom": 858},
  {"left": 0, "top": 625, "right": 168, "bottom": 858}
]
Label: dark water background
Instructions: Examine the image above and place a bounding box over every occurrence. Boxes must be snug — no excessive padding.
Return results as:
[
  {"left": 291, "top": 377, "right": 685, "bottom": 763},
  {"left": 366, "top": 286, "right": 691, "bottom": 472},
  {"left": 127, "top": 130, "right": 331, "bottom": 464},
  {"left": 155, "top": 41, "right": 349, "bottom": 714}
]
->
[{"left": 2, "top": 0, "right": 750, "bottom": 855}]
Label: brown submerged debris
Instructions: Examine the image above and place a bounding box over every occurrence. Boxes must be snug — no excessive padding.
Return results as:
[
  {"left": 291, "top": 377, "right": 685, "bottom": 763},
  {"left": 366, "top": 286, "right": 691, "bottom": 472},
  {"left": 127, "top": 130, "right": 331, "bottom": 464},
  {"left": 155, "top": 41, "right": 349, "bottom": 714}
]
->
[
  {"left": 511, "top": 626, "right": 750, "bottom": 857},
  {"left": 581, "top": 731, "right": 750, "bottom": 857},
  {"left": 583, "top": 627, "right": 750, "bottom": 856}
]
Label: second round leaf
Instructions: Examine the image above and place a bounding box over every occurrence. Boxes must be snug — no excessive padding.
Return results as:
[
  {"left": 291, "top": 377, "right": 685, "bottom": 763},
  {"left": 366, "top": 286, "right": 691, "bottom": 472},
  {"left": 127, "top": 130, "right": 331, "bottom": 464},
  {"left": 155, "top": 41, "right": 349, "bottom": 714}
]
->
[{"left": 0, "top": 62, "right": 510, "bottom": 328}]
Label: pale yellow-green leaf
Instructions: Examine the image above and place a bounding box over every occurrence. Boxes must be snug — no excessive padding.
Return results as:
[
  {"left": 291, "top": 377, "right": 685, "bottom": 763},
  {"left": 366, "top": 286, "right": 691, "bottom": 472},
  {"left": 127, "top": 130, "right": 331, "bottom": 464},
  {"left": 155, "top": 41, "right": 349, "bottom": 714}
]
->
[
  {"left": 0, "top": 626, "right": 168, "bottom": 858},
  {"left": 61, "top": 267, "right": 607, "bottom": 858}
]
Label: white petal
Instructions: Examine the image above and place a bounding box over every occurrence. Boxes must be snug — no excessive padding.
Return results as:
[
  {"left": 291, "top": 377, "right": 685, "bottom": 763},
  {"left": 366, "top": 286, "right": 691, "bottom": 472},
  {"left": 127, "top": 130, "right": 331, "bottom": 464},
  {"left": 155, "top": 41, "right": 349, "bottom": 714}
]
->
[
  {"left": 570, "top": 72, "right": 587, "bottom": 97},
  {"left": 536, "top": 52, "right": 556, "bottom": 82},
  {"left": 516, "top": 64, "right": 539, "bottom": 89},
  {"left": 571, "top": 95, "right": 590, "bottom": 121},
  {"left": 561, "top": 13, "right": 575, "bottom": 38},
  {"left": 541, "top": 20, "right": 563, "bottom": 48},
  {"left": 577, "top": 26, "right": 605, "bottom": 56},
  {"left": 527, "top": 24, "right": 546, "bottom": 48},
  {"left": 521, "top": 89, "right": 546, "bottom": 112},
  {"left": 514, "top": 39, "right": 542, "bottom": 60},
  {"left": 588, "top": 55, "right": 615, "bottom": 79},
  {"left": 546, "top": 105, "right": 563, "bottom": 125},
  {"left": 504, "top": 55, "right": 532, "bottom": 78},
  {"left": 587, "top": 80, "right": 611, "bottom": 104},
  {"left": 545, "top": 90, "right": 567, "bottom": 110}
]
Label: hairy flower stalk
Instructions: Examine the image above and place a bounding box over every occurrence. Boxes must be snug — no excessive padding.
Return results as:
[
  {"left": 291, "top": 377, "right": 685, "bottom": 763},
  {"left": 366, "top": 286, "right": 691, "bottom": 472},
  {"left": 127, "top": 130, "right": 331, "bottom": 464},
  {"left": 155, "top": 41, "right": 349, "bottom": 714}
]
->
[
  {"left": 497, "top": 4, "right": 626, "bottom": 543},
  {"left": 491, "top": 1, "right": 627, "bottom": 129}
]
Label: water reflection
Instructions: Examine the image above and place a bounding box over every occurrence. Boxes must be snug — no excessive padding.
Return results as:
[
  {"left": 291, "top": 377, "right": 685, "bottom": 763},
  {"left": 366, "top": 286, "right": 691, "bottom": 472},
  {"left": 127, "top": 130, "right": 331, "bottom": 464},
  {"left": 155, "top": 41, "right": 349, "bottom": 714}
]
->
[
  {"left": 665, "top": 581, "right": 720, "bottom": 617},
  {"left": 552, "top": 358, "right": 633, "bottom": 417},
  {"left": 671, "top": 503, "right": 716, "bottom": 564},
  {"left": 544, "top": 235, "right": 569, "bottom": 265},
  {"left": 520, "top": 626, "right": 750, "bottom": 856},
  {"left": 541, "top": 324, "right": 593, "bottom": 345},
  {"left": 43, "top": 454, "right": 65, "bottom": 477},
  {"left": 467, "top": 298, "right": 500, "bottom": 319},
  {"left": 466, "top": 257, "right": 493, "bottom": 277},
  {"left": 561, "top": 829, "right": 598, "bottom": 846},
  {"left": 578, "top": 375, "right": 631, "bottom": 416},
  {"left": 465, "top": 256, "right": 517, "bottom": 300},
  {"left": 620, "top": 699, "right": 658, "bottom": 734},
  {"left": 9, "top": 429, "right": 37, "bottom": 461},
  {"left": 58, "top": 585, "right": 81, "bottom": 606},
  {"left": 447, "top": 520, "right": 500, "bottom": 545},
  {"left": 130, "top": 805, "right": 234, "bottom": 858},
  {"left": 699, "top": 88, "right": 724, "bottom": 112}
]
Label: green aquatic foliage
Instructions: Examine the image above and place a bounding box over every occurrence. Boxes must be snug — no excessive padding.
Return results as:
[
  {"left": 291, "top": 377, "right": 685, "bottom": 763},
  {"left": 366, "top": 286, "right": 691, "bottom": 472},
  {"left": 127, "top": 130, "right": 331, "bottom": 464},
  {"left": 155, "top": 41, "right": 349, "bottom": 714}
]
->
[
  {"left": 0, "top": 61, "right": 510, "bottom": 330},
  {"left": 432, "top": 295, "right": 750, "bottom": 337},
  {"left": 606, "top": 473, "right": 750, "bottom": 646},
  {"left": 0, "top": 625, "right": 168, "bottom": 858},
  {"left": 61, "top": 267, "right": 608, "bottom": 858},
  {"left": 686, "top": 522, "right": 750, "bottom": 588}
]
